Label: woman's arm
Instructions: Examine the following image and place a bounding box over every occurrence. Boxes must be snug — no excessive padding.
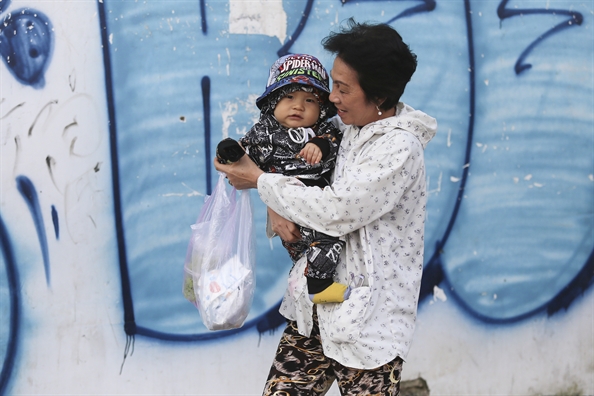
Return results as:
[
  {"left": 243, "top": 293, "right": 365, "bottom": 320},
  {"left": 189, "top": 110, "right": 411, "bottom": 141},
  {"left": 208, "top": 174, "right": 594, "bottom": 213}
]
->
[
  {"left": 214, "top": 151, "right": 302, "bottom": 242},
  {"left": 257, "top": 131, "right": 425, "bottom": 238},
  {"left": 267, "top": 207, "right": 301, "bottom": 242},
  {"left": 216, "top": 130, "right": 424, "bottom": 238},
  {"left": 213, "top": 154, "right": 264, "bottom": 189}
]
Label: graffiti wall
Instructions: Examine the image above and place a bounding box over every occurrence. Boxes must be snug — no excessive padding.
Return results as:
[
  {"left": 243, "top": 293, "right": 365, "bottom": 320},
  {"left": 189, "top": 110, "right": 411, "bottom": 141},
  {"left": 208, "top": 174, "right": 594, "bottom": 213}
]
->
[{"left": 1, "top": 0, "right": 592, "bottom": 394}]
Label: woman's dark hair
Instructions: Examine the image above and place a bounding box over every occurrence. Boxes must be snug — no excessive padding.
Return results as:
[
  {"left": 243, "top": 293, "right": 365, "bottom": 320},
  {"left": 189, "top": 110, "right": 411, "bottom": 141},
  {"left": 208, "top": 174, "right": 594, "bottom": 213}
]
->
[{"left": 322, "top": 18, "right": 417, "bottom": 110}]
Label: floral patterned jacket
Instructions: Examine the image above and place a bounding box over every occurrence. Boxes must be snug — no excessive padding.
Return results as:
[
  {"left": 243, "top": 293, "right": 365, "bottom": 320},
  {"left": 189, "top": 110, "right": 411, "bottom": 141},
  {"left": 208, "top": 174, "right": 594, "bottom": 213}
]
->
[{"left": 257, "top": 102, "right": 437, "bottom": 369}]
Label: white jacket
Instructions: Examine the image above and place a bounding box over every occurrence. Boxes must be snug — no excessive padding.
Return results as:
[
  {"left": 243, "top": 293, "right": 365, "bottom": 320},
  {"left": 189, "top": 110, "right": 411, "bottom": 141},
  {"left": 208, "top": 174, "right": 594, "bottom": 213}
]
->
[{"left": 257, "top": 102, "right": 437, "bottom": 369}]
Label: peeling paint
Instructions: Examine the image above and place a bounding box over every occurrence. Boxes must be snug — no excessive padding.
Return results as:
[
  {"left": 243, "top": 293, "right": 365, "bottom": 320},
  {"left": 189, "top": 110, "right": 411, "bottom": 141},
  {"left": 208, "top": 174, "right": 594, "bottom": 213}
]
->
[{"left": 228, "top": 0, "right": 287, "bottom": 43}]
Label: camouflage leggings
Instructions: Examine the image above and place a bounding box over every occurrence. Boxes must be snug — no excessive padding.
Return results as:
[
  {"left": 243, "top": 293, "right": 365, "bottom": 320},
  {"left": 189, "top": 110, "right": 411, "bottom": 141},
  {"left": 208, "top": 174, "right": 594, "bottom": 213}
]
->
[{"left": 263, "top": 314, "right": 402, "bottom": 395}]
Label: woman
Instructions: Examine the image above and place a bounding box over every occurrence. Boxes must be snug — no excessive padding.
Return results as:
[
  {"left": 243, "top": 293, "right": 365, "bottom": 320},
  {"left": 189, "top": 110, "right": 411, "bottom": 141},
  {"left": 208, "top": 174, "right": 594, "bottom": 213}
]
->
[{"left": 215, "top": 18, "right": 437, "bottom": 395}]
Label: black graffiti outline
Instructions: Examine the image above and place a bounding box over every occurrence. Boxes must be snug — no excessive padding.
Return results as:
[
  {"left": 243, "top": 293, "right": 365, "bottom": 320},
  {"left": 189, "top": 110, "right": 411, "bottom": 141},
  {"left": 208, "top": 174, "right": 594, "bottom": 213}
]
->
[
  {"left": 277, "top": 0, "right": 314, "bottom": 57},
  {"left": 383, "top": 0, "right": 437, "bottom": 23},
  {"left": 99, "top": 0, "right": 443, "bottom": 345},
  {"left": 420, "top": 0, "right": 593, "bottom": 323},
  {"left": 0, "top": 214, "right": 21, "bottom": 395},
  {"left": 418, "top": 0, "right": 474, "bottom": 306},
  {"left": 97, "top": 1, "right": 299, "bottom": 346},
  {"left": 278, "top": 0, "right": 437, "bottom": 56},
  {"left": 98, "top": 0, "right": 593, "bottom": 348},
  {"left": 497, "top": 0, "right": 584, "bottom": 74},
  {"left": 199, "top": 0, "right": 207, "bottom": 33}
]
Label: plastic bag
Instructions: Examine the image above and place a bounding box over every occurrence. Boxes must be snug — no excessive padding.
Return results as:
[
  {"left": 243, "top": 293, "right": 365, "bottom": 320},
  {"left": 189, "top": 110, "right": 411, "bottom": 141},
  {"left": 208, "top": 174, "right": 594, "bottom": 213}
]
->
[{"left": 182, "top": 173, "right": 255, "bottom": 330}]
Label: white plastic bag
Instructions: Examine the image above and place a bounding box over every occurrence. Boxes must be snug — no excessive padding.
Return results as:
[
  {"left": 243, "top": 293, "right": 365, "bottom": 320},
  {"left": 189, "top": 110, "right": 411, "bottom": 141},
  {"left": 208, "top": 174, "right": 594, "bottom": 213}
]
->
[{"left": 183, "top": 173, "right": 255, "bottom": 330}]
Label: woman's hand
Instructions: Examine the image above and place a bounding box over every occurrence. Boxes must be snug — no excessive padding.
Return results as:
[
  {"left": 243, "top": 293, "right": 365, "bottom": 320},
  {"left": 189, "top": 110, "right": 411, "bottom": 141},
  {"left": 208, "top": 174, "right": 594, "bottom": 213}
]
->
[
  {"left": 268, "top": 207, "right": 301, "bottom": 243},
  {"left": 213, "top": 154, "right": 264, "bottom": 190}
]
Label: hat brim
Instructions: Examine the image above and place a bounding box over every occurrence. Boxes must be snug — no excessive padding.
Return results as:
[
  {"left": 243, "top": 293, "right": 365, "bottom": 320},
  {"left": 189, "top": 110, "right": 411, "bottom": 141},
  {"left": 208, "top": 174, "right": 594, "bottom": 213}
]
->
[{"left": 256, "top": 75, "right": 330, "bottom": 109}]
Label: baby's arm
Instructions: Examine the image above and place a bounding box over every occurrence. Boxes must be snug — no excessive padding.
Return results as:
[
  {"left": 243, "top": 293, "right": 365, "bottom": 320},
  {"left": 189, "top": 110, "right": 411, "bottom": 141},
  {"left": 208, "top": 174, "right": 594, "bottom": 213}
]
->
[
  {"left": 299, "top": 142, "right": 323, "bottom": 165},
  {"left": 300, "top": 122, "right": 341, "bottom": 166}
]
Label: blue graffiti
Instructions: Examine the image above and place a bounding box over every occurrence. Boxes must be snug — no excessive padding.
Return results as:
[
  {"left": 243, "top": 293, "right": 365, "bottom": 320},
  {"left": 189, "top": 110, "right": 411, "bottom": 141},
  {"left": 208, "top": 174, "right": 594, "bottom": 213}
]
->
[
  {"left": 0, "top": 7, "right": 53, "bottom": 88},
  {"left": 199, "top": 0, "right": 207, "bottom": 33},
  {"left": 0, "top": 213, "right": 21, "bottom": 395},
  {"left": 0, "top": 1, "right": 590, "bottom": 392},
  {"left": 387, "top": 0, "right": 437, "bottom": 23},
  {"left": 420, "top": 0, "right": 478, "bottom": 303},
  {"left": 433, "top": 0, "right": 592, "bottom": 323},
  {"left": 497, "top": 0, "right": 583, "bottom": 74},
  {"left": 51, "top": 205, "right": 59, "bottom": 240},
  {"left": 548, "top": 251, "right": 594, "bottom": 315},
  {"left": 0, "top": 0, "right": 11, "bottom": 14},
  {"left": 95, "top": 1, "right": 137, "bottom": 352},
  {"left": 202, "top": 76, "right": 213, "bottom": 194},
  {"left": 96, "top": 0, "right": 593, "bottom": 344},
  {"left": 277, "top": 0, "right": 314, "bottom": 57},
  {"left": 16, "top": 176, "right": 50, "bottom": 285}
]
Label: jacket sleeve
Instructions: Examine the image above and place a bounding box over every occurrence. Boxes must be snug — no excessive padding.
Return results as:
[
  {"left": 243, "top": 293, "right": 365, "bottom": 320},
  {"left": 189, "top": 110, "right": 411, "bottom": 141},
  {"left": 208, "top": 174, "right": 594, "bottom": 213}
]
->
[
  {"left": 257, "top": 130, "right": 425, "bottom": 237},
  {"left": 239, "top": 123, "right": 274, "bottom": 168}
]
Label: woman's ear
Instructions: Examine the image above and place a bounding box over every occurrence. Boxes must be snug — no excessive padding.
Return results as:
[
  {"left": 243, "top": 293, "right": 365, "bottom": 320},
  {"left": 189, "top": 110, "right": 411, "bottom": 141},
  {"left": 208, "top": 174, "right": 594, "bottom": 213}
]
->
[{"left": 374, "top": 98, "right": 387, "bottom": 109}]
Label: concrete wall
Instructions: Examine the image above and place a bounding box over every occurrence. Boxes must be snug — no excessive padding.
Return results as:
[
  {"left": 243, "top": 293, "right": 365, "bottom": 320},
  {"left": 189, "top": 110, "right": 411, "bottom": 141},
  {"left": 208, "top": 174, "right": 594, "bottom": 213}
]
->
[{"left": 1, "top": 0, "right": 592, "bottom": 394}]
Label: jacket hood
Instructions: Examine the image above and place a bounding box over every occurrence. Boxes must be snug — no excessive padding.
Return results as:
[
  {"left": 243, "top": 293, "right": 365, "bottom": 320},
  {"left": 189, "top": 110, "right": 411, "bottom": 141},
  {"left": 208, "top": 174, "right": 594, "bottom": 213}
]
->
[
  {"left": 334, "top": 102, "right": 437, "bottom": 149},
  {"left": 389, "top": 102, "right": 436, "bottom": 149}
]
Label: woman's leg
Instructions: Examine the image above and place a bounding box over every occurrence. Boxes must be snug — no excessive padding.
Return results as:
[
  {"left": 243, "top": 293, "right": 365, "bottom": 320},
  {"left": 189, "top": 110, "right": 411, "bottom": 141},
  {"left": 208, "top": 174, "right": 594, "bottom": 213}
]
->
[
  {"left": 332, "top": 356, "right": 403, "bottom": 396},
  {"left": 262, "top": 319, "right": 335, "bottom": 396}
]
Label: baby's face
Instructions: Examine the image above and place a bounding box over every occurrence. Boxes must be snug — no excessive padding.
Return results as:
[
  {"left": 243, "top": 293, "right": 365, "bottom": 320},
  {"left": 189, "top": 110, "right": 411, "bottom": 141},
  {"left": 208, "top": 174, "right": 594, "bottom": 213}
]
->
[{"left": 273, "top": 90, "right": 321, "bottom": 129}]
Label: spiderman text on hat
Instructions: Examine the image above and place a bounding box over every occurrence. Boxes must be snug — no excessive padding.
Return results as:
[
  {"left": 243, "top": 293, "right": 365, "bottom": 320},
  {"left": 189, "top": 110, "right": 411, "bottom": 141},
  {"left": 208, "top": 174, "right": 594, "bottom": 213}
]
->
[{"left": 278, "top": 56, "right": 327, "bottom": 80}]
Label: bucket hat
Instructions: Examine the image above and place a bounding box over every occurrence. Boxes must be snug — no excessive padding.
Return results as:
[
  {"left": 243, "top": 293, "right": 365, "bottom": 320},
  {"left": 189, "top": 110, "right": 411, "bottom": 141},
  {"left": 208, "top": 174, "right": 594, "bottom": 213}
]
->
[{"left": 256, "top": 54, "right": 331, "bottom": 109}]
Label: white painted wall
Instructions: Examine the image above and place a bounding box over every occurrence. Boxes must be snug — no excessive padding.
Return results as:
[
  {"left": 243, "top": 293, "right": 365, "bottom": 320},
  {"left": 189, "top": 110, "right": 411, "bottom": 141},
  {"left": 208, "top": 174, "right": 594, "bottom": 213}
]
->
[{"left": 1, "top": 1, "right": 592, "bottom": 395}]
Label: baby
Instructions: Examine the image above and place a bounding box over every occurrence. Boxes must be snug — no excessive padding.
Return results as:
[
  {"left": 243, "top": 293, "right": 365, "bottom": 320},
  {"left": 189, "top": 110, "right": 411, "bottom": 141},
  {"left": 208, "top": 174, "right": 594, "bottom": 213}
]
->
[{"left": 217, "top": 54, "right": 349, "bottom": 304}]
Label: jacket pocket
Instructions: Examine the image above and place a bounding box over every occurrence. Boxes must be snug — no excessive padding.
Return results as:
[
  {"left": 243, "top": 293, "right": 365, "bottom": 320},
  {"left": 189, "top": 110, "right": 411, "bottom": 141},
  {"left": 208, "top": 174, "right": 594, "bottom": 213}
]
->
[
  {"left": 287, "top": 258, "right": 308, "bottom": 302},
  {"left": 325, "top": 286, "right": 371, "bottom": 344}
]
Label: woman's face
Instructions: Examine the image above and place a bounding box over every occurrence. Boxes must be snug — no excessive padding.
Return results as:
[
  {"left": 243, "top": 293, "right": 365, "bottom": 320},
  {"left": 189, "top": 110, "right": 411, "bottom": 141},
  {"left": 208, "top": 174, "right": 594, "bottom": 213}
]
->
[{"left": 329, "top": 56, "right": 378, "bottom": 127}]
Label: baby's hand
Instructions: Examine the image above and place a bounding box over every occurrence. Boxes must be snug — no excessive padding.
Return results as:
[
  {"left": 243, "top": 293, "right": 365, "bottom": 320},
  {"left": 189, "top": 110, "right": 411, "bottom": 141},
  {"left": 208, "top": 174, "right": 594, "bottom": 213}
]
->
[{"left": 299, "top": 143, "right": 323, "bottom": 164}]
